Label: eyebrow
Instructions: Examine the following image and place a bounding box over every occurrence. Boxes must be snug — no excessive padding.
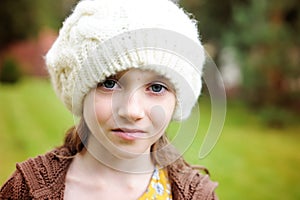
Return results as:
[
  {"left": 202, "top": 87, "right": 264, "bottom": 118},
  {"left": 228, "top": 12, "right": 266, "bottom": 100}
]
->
[
  {"left": 106, "top": 75, "right": 118, "bottom": 80},
  {"left": 107, "top": 70, "right": 128, "bottom": 80},
  {"left": 106, "top": 70, "right": 173, "bottom": 85}
]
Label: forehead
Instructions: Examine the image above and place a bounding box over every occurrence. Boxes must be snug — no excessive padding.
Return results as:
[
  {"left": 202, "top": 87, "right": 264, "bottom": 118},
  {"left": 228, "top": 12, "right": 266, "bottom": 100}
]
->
[{"left": 109, "top": 68, "right": 168, "bottom": 81}]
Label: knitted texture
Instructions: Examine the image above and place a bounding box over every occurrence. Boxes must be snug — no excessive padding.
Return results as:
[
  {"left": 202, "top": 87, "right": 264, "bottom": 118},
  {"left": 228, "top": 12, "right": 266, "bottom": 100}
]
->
[
  {"left": 0, "top": 147, "right": 218, "bottom": 200},
  {"left": 45, "top": 0, "right": 205, "bottom": 120}
]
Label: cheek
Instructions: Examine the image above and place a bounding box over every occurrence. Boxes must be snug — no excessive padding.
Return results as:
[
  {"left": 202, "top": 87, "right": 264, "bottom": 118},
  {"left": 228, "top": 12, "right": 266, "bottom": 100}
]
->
[
  {"left": 83, "top": 90, "right": 113, "bottom": 131},
  {"left": 149, "top": 96, "right": 176, "bottom": 131},
  {"left": 94, "top": 96, "right": 113, "bottom": 124}
]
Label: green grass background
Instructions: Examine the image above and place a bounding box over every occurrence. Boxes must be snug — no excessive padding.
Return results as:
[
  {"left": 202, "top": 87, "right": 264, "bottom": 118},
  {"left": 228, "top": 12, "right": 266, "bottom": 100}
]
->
[{"left": 1, "top": 78, "right": 300, "bottom": 199}]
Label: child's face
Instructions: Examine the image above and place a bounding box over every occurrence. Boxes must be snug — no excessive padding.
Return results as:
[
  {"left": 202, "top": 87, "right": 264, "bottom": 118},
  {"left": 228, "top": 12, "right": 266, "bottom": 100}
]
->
[{"left": 83, "top": 68, "right": 176, "bottom": 158}]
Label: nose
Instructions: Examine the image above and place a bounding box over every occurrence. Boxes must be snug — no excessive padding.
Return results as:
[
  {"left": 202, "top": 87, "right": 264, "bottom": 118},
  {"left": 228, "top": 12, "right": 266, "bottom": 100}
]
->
[{"left": 117, "top": 91, "right": 145, "bottom": 121}]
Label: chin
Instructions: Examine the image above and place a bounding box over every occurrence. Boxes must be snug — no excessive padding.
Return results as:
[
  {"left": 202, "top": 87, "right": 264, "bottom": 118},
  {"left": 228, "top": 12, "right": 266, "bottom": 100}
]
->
[{"left": 110, "top": 146, "right": 151, "bottom": 160}]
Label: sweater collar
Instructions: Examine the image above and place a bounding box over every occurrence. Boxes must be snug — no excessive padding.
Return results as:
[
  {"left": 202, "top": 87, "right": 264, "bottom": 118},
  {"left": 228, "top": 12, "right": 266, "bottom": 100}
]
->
[{"left": 17, "top": 148, "right": 73, "bottom": 199}]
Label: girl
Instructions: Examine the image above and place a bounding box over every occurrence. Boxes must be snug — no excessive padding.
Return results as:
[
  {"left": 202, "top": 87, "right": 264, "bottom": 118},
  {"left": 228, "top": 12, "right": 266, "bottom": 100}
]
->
[{"left": 0, "top": 0, "right": 218, "bottom": 199}]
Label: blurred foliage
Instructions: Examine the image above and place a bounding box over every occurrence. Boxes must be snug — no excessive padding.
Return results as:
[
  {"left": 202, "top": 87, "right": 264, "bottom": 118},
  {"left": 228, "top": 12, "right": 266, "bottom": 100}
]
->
[
  {"left": 0, "top": 0, "right": 299, "bottom": 127},
  {"left": 224, "top": 0, "right": 300, "bottom": 103},
  {"left": 0, "top": 57, "right": 22, "bottom": 84},
  {"left": 258, "top": 105, "right": 294, "bottom": 129},
  {"left": 181, "top": 0, "right": 300, "bottom": 127},
  {"left": 181, "top": 0, "right": 251, "bottom": 45},
  {"left": 0, "top": 0, "right": 39, "bottom": 48},
  {"left": 0, "top": 0, "right": 78, "bottom": 49}
]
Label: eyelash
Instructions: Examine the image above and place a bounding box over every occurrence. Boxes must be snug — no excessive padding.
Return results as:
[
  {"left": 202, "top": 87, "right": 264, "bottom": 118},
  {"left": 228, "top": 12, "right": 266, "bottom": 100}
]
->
[
  {"left": 97, "top": 80, "right": 169, "bottom": 95},
  {"left": 97, "top": 79, "right": 120, "bottom": 91},
  {"left": 147, "top": 83, "right": 168, "bottom": 95}
]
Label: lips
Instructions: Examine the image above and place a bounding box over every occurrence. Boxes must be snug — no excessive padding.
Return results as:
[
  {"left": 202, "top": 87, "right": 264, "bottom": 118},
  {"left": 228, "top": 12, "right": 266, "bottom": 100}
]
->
[{"left": 111, "top": 128, "right": 147, "bottom": 140}]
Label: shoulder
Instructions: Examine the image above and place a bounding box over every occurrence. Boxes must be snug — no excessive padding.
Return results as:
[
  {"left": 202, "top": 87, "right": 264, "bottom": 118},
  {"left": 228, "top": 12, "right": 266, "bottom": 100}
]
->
[
  {"left": 0, "top": 147, "right": 73, "bottom": 199},
  {"left": 16, "top": 146, "right": 72, "bottom": 180},
  {"left": 168, "top": 166, "right": 218, "bottom": 200},
  {"left": 0, "top": 169, "right": 31, "bottom": 199}
]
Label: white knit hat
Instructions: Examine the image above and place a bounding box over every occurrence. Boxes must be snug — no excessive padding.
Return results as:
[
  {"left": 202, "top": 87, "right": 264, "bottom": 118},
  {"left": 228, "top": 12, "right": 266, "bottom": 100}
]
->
[{"left": 46, "top": 0, "right": 205, "bottom": 121}]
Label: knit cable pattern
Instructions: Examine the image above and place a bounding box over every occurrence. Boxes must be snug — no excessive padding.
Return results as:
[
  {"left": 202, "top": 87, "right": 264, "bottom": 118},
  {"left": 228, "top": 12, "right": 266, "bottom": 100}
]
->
[{"left": 0, "top": 147, "right": 218, "bottom": 200}]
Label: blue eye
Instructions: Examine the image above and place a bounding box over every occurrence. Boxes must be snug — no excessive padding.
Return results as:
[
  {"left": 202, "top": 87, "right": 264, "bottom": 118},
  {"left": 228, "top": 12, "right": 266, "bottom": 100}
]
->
[
  {"left": 103, "top": 79, "right": 116, "bottom": 89},
  {"left": 149, "top": 84, "right": 166, "bottom": 93},
  {"left": 98, "top": 79, "right": 119, "bottom": 91}
]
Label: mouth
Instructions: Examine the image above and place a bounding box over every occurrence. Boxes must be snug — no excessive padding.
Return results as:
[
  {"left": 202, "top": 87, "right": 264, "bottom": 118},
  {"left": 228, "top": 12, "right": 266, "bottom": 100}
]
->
[{"left": 111, "top": 128, "right": 147, "bottom": 141}]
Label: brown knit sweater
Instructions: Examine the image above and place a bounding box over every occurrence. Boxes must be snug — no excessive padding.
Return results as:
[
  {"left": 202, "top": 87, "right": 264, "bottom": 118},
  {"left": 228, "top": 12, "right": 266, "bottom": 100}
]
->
[{"left": 0, "top": 147, "right": 218, "bottom": 200}]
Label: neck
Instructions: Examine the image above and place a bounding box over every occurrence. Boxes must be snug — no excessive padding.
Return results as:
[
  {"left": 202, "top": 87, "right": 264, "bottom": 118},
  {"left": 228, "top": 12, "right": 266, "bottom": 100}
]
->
[{"left": 79, "top": 134, "right": 155, "bottom": 175}]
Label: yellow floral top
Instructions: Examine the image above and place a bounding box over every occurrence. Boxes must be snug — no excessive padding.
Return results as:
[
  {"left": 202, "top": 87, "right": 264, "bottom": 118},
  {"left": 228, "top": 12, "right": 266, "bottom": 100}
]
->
[{"left": 139, "top": 167, "right": 172, "bottom": 200}]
